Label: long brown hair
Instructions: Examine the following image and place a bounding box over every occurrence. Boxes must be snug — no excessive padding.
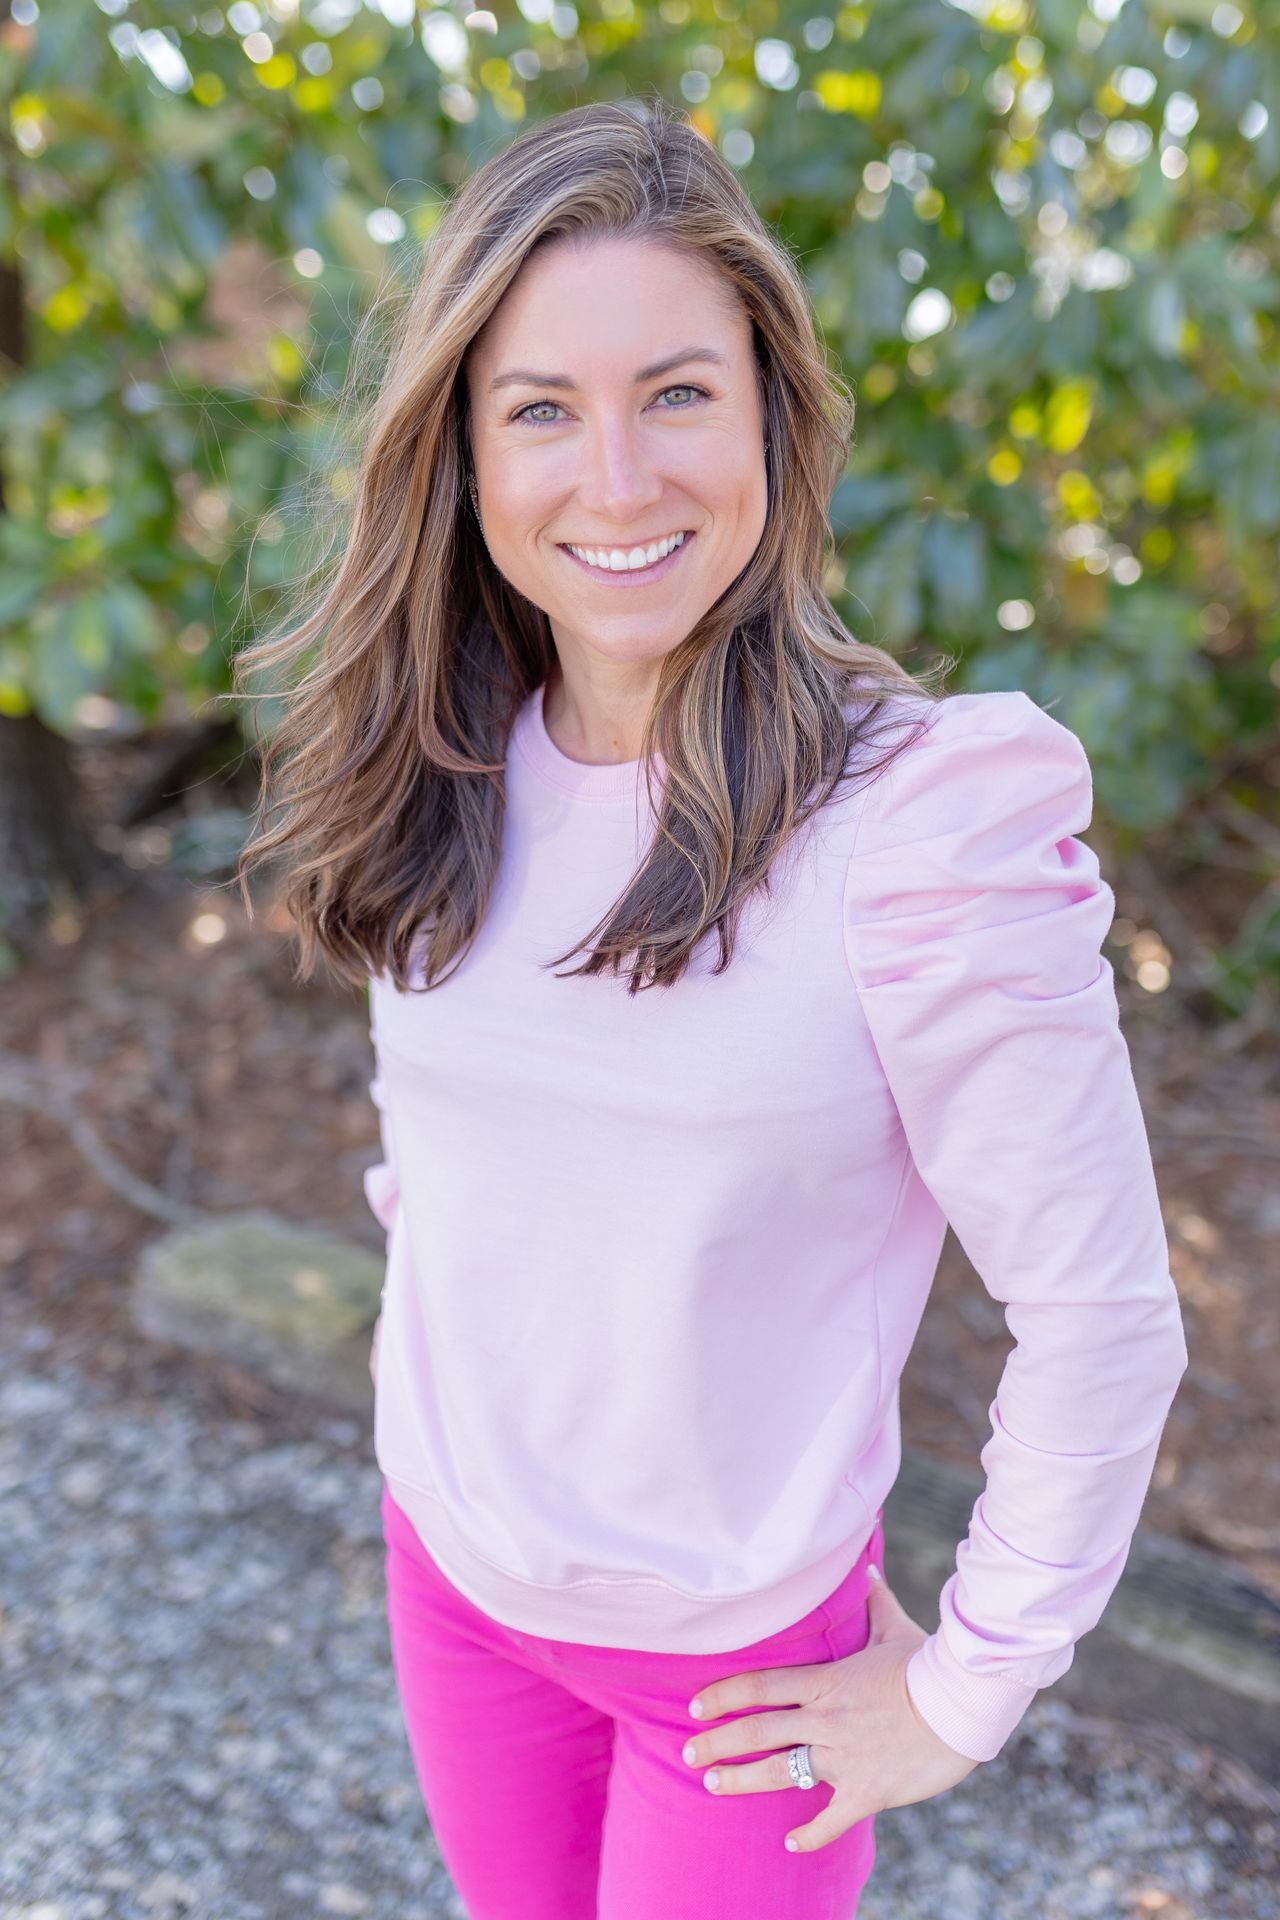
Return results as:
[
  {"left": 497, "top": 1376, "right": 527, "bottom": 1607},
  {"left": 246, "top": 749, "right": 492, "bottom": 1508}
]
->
[{"left": 232, "top": 94, "right": 951, "bottom": 996}]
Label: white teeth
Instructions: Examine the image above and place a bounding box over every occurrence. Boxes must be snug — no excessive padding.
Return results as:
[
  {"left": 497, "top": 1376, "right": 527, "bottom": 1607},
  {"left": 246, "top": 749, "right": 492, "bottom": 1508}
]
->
[{"left": 566, "top": 531, "right": 687, "bottom": 572}]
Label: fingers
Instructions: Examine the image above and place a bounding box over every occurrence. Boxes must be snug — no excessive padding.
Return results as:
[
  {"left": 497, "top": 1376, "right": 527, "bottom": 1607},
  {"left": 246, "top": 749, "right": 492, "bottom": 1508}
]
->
[
  {"left": 689, "top": 1743, "right": 829, "bottom": 1796},
  {"left": 683, "top": 1706, "right": 827, "bottom": 1778},
  {"left": 785, "top": 1797, "right": 865, "bottom": 1853},
  {"left": 687, "top": 1657, "right": 826, "bottom": 1726}
]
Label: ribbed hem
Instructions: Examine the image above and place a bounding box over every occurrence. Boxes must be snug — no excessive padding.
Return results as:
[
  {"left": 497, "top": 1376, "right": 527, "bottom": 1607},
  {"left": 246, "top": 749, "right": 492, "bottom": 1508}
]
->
[
  {"left": 381, "top": 1471, "right": 882, "bottom": 1655},
  {"left": 904, "top": 1632, "right": 1041, "bottom": 1763}
]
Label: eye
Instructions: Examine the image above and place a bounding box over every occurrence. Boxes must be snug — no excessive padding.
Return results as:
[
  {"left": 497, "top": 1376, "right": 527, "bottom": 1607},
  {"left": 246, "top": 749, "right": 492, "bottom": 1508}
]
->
[
  {"left": 509, "top": 383, "right": 712, "bottom": 426},
  {"left": 510, "top": 399, "right": 562, "bottom": 426}
]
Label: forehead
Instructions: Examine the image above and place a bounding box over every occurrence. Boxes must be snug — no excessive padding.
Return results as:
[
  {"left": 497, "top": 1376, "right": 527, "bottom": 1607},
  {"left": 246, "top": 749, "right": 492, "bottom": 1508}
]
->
[{"left": 467, "top": 236, "right": 748, "bottom": 383}]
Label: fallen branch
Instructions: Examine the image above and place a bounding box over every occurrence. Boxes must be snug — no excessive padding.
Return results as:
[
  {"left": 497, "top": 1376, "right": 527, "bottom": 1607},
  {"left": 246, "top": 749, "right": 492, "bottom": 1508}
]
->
[{"left": 0, "top": 1049, "right": 212, "bottom": 1231}]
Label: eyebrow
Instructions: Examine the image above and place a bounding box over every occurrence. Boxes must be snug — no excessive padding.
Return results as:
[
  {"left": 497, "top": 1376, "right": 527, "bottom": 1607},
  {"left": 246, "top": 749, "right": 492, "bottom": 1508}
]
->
[{"left": 489, "top": 347, "right": 730, "bottom": 394}]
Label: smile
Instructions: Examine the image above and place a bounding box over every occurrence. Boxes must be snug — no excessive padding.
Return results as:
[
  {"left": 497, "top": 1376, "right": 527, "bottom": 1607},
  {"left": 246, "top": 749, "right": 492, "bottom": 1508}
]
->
[{"left": 559, "top": 530, "right": 694, "bottom": 585}]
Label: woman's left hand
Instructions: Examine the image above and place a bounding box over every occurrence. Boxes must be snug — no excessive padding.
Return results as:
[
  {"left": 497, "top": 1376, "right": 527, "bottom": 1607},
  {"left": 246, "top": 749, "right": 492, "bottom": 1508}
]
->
[{"left": 681, "top": 1563, "right": 980, "bottom": 1853}]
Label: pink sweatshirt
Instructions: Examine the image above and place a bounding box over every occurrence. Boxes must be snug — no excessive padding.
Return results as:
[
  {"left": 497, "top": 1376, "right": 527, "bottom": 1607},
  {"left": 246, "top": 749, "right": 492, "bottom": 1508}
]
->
[{"left": 364, "top": 678, "right": 1189, "bottom": 1764}]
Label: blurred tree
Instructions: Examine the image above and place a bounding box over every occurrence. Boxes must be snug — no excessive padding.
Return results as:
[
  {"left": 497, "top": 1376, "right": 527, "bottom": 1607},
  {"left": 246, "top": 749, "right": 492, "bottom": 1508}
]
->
[
  {"left": 0, "top": 0, "right": 1275, "bottom": 1008},
  {"left": 0, "top": 0, "right": 100, "bottom": 936}
]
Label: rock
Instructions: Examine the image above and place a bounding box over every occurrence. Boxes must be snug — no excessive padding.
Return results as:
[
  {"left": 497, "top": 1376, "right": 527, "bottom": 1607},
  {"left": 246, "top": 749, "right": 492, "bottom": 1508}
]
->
[{"left": 131, "top": 1210, "right": 381, "bottom": 1413}]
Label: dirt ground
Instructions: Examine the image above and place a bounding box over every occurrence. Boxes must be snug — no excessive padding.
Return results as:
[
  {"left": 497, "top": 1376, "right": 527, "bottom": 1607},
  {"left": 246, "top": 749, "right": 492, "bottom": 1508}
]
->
[{"left": 3, "top": 728, "right": 1278, "bottom": 1605}]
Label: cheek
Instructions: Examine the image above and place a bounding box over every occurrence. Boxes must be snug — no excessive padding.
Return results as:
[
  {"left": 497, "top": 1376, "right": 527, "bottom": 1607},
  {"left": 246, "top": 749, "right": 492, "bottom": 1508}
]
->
[
  {"left": 707, "top": 452, "right": 768, "bottom": 520},
  {"left": 480, "top": 481, "right": 552, "bottom": 558},
  {"left": 489, "top": 475, "right": 540, "bottom": 521}
]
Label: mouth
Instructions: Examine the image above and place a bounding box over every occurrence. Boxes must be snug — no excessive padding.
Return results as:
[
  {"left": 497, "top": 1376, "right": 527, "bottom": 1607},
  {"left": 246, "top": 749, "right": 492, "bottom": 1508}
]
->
[{"left": 557, "top": 530, "right": 696, "bottom": 587}]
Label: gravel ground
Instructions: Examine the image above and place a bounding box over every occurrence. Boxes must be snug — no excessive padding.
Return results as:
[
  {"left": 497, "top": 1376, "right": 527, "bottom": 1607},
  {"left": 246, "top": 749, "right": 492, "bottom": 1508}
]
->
[{"left": 1, "top": 1309, "right": 1277, "bottom": 1920}]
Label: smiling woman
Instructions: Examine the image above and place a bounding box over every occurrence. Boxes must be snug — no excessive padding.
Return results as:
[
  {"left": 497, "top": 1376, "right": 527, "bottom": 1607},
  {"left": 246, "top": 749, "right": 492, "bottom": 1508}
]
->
[
  {"left": 232, "top": 93, "right": 941, "bottom": 1008},
  {"left": 231, "top": 93, "right": 1188, "bottom": 1920}
]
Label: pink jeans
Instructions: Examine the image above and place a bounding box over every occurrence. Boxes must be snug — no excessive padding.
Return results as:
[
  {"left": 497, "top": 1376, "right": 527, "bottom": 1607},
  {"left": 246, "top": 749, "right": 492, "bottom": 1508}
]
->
[{"left": 380, "top": 1480, "right": 884, "bottom": 1919}]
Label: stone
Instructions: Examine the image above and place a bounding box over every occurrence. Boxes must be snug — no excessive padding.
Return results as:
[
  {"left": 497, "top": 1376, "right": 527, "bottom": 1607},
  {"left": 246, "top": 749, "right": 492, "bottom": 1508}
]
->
[{"left": 131, "top": 1210, "right": 382, "bottom": 1414}]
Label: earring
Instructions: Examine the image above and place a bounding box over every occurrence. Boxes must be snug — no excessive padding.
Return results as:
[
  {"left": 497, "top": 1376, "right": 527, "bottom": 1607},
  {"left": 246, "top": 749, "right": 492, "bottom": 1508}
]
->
[{"left": 468, "top": 472, "right": 480, "bottom": 516}]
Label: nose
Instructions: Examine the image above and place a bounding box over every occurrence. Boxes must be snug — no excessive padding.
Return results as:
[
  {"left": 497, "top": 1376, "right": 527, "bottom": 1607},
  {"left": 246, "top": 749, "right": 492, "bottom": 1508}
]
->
[{"left": 572, "top": 421, "right": 667, "bottom": 529}]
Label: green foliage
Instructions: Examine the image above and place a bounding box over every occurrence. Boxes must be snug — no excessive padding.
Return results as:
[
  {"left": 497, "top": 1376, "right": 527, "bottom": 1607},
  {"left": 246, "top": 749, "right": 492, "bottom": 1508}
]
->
[{"left": 1, "top": 0, "right": 1276, "bottom": 1006}]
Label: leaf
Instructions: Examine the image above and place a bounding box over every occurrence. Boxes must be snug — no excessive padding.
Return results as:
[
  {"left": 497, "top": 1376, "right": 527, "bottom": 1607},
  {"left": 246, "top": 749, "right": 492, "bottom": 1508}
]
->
[
  {"left": 921, "top": 514, "right": 988, "bottom": 624},
  {"left": 849, "top": 518, "right": 923, "bottom": 649}
]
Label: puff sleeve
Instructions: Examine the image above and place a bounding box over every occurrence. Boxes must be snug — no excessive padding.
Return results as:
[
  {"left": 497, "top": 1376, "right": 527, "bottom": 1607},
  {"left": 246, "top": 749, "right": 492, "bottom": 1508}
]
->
[{"left": 842, "top": 690, "right": 1190, "bottom": 1764}]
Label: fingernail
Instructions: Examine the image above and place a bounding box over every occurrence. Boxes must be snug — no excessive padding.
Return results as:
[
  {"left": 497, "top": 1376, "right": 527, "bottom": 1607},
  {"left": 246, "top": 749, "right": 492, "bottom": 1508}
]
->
[
  {"left": 705, "top": 1770, "right": 720, "bottom": 1791},
  {"left": 688, "top": 1698, "right": 704, "bottom": 1718},
  {"left": 867, "top": 1563, "right": 882, "bottom": 1581},
  {"left": 682, "top": 1742, "right": 698, "bottom": 1765},
  {"left": 785, "top": 1836, "right": 799, "bottom": 1852}
]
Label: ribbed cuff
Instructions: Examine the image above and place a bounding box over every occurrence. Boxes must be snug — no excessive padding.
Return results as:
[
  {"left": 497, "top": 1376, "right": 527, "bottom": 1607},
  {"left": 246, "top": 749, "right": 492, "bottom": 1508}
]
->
[{"left": 904, "top": 1632, "right": 1041, "bottom": 1764}]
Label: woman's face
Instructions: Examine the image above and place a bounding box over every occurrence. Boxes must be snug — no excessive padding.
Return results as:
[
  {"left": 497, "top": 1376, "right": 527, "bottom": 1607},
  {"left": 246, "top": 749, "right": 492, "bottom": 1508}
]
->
[{"left": 464, "top": 234, "right": 769, "bottom": 682}]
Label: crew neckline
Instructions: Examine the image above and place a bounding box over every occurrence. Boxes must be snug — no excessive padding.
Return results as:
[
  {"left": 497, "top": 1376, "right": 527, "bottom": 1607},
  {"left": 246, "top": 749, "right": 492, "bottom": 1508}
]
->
[{"left": 514, "top": 679, "right": 667, "bottom": 805}]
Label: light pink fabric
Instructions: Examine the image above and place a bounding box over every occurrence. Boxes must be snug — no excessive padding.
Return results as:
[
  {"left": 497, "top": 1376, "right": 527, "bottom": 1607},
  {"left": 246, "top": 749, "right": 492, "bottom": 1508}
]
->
[{"left": 365, "top": 679, "right": 1188, "bottom": 1764}]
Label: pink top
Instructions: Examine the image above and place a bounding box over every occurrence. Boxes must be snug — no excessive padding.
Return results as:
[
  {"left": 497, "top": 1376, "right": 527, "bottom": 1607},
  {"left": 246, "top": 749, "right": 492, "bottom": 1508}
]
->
[{"left": 364, "top": 677, "right": 1188, "bottom": 1763}]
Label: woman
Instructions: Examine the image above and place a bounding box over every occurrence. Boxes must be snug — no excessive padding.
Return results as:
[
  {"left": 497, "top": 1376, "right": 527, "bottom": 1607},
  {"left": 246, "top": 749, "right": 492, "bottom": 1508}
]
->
[{"left": 236, "top": 96, "right": 1189, "bottom": 1920}]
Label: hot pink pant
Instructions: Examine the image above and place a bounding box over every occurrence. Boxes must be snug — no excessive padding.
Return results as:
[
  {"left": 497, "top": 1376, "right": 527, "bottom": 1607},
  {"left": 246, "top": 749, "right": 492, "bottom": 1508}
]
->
[{"left": 380, "top": 1480, "right": 884, "bottom": 1919}]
